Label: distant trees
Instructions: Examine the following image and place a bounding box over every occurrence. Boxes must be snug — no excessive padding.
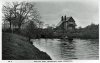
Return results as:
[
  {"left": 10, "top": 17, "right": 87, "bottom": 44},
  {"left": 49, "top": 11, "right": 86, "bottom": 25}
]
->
[
  {"left": 52, "top": 23, "right": 99, "bottom": 39},
  {"left": 39, "top": 25, "right": 55, "bottom": 38},
  {"left": 2, "top": 1, "right": 41, "bottom": 31},
  {"left": 74, "top": 23, "right": 99, "bottom": 39}
]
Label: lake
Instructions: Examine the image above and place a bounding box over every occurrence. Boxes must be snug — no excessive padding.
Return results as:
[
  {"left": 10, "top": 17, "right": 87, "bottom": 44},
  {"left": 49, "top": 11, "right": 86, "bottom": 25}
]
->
[{"left": 32, "top": 39, "right": 99, "bottom": 60}]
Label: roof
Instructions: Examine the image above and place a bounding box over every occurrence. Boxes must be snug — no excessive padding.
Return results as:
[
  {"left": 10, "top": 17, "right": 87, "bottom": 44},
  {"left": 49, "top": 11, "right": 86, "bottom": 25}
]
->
[
  {"left": 66, "top": 17, "right": 72, "bottom": 21},
  {"left": 57, "top": 16, "right": 74, "bottom": 27}
]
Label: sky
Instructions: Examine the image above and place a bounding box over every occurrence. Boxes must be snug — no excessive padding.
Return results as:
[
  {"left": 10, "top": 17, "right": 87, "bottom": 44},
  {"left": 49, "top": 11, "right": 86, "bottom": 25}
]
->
[
  {"left": 35, "top": 0, "right": 99, "bottom": 27},
  {"left": 1, "top": 0, "right": 99, "bottom": 27}
]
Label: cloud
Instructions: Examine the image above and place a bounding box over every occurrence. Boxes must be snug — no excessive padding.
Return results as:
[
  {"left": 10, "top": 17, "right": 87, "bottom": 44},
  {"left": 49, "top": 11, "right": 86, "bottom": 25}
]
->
[{"left": 2, "top": 0, "right": 98, "bottom": 27}]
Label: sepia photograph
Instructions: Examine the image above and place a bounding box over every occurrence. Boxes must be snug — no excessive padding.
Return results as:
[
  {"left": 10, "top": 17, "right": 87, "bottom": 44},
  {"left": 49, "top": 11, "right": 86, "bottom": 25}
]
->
[{"left": 1, "top": 0, "right": 99, "bottom": 61}]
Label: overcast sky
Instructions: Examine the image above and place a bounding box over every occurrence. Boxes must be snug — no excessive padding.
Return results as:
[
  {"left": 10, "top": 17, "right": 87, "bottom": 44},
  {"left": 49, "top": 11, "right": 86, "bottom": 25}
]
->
[
  {"left": 35, "top": 0, "right": 99, "bottom": 27},
  {"left": 2, "top": 0, "right": 99, "bottom": 27}
]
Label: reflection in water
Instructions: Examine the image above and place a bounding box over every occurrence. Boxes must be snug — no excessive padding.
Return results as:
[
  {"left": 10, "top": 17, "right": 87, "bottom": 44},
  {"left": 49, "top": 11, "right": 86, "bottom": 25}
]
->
[
  {"left": 60, "top": 41, "right": 76, "bottom": 60},
  {"left": 33, "top": 39, "right": 99, "bottom": 60}
]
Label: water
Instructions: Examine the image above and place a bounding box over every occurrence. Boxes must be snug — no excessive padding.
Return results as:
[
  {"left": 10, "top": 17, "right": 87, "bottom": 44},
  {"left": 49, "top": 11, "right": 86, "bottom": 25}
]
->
[{"left": 32, "top": 39, "right": 99, "bottom": 60}]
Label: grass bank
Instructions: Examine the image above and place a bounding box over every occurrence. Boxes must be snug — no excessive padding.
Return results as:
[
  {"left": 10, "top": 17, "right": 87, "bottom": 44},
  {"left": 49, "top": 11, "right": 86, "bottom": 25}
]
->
[{"left": 2, "top": 33, "right": 51, "bottom": 60}]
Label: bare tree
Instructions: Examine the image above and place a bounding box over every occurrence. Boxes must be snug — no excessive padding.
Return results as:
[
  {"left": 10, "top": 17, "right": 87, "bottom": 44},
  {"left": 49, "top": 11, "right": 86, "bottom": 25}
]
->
[
  {"left": 2, "top": 1, "right": 41, "bottom": 31},
  {"left": 2, "top": 2, "right": 15, "bottom": 30}
]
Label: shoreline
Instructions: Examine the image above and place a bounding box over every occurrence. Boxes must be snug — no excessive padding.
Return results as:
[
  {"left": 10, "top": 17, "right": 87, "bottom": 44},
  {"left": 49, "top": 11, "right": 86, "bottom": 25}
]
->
[{"left": 2, "top": 33, "right": 52, "bottom": 60}]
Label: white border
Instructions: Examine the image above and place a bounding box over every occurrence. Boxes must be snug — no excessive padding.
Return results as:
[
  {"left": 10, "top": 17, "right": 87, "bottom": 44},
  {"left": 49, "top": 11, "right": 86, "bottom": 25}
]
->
[{"left": 0, "top": 0, "right": 99, "bottom": 63}]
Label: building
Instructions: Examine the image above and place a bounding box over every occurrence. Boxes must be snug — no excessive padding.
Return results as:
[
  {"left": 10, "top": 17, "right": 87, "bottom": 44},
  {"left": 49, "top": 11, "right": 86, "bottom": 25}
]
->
[{"left": 56, "top": 16, "right": 76, "bottom": 32}]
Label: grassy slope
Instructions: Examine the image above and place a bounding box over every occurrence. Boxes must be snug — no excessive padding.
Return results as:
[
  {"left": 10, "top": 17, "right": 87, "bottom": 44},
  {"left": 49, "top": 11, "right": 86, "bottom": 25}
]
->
[{"left": 2, "top": 33, "right": 51, "bottom": 60}]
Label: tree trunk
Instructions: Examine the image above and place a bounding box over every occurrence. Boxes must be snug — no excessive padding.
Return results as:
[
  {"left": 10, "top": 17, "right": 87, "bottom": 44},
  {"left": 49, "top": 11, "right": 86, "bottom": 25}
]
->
[
  {"left": 18, "top": 24, "right": 21, "bottom": 31},
  {"left": 9, "top": 22, "right": 11, "bottom": 30}
]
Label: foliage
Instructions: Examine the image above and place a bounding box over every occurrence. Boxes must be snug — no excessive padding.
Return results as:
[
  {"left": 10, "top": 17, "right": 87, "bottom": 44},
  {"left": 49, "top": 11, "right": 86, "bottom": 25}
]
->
[
  {"left": 24, "top": 21, "right": 37, "bottom": 41},
  {"left": 40, "top": 26, "right": 54, "bottom": 38},
  {"left": 73, "top": 24, "right": 99, "bottom": 39}
]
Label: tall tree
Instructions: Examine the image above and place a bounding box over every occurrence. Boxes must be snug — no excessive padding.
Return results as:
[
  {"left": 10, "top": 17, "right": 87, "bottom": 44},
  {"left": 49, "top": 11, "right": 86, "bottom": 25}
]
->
[
  {"left": 2, "top": 1, "right": 41, "bottom": 31},
  {"left": 2, "top": 2, "right": 16, "bottom": 30}
]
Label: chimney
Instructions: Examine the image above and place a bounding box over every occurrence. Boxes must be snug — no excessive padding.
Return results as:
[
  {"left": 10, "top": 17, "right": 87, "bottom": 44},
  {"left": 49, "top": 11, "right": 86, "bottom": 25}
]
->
[{"left": 64, "top": 15, "right": 66, "bottom": 21}]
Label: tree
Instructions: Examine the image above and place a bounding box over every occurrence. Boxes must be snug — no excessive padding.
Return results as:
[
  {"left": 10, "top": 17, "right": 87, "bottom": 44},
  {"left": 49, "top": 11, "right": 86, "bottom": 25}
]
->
[
  {"left": 2, "top": 2, "right": 16, "bottom": 30},
  {"left": 38, "top": 21, "right": 43, "bottom": 28},
  {"left": 2, "top": 1, "right": 41, "bottom": 31},
  {"left": 26, "top": 21, "right": 37, "bottom": 41}
]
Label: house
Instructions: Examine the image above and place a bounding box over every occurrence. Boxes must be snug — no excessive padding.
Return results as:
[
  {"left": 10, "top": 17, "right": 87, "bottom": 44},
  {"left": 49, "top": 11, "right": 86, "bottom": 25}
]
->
[{"left": 56, "top": 16, "right": 76, "bottom": 32}]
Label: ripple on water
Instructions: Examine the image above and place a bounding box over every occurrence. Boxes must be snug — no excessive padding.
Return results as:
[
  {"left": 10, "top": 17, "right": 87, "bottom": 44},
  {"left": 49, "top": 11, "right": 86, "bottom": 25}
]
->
[{"left": 33, "top": 39, "right": 99, "bottom": 60}]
